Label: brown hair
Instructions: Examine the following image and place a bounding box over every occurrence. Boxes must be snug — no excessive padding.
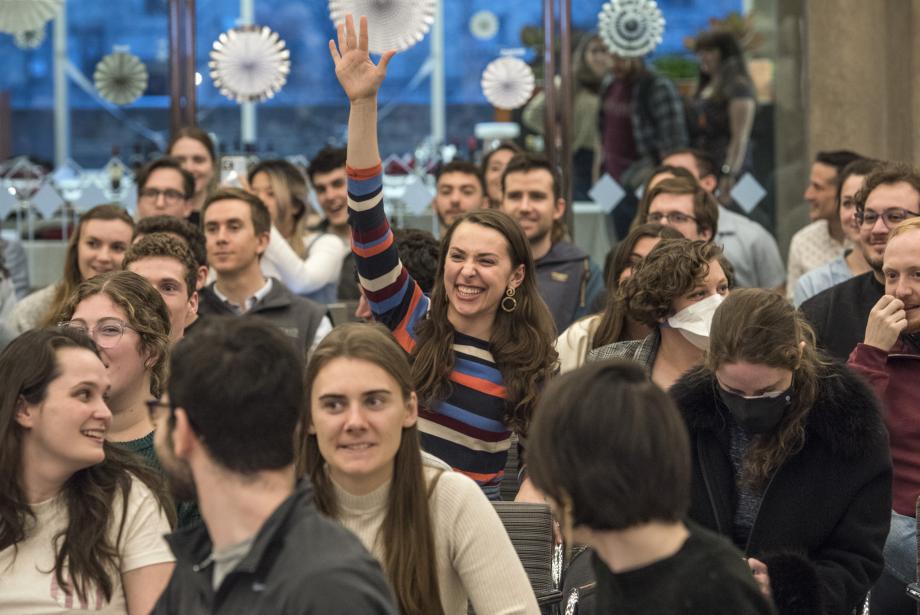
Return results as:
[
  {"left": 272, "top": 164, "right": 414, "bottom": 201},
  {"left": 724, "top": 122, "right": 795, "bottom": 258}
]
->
[
  {"left": 167, "top": 126, "right": 218, "bottom": 196},
  {"left": 501, "top": 153, "right": 568, "bottom": 243},
  {"left": 621, "top": 238, "right": 726, "bottom": 327},
  {"left": 202, "top": 187, "right": 272, "bottom": 236},
  {"left": 573, "top": 34, "right": 606, "bottom": 94},
  {"left": 854, "top": 161, "right": 920, "bottom": 216},
  {"left": 636, "top": 176, "right": 719, "bottom": 238},
  {"left": 528, "top": 359, "right": 690, "bottom": 529},
  {"left": 591, "top": 223, "right": 683, "bottom": 349},
  {"left": 0, "top": 328, "right": 174, "bottom": 603},
  {"left": 298, "top": 323, "right": 445, "bottom": 615},
  {"left": 706, "top": 289, "right": 826, "bottom": 488},
  {"left": 248, "top": 159, "right": 310, "bottom": 257},
  {"left": 135, "top": 157, "right": 195, "bottom": 200},
  {"left": 124, "top": 233, "right": 198, "bottom": 299},
  {"left": 413, "top": 209, "right": 558, "bottom": 434},
  {"left": 42, "top": 204, "right": 135, "bottom": 328},
  {"left": 57, "top": 271, "right": 171, "bottom": 397}
]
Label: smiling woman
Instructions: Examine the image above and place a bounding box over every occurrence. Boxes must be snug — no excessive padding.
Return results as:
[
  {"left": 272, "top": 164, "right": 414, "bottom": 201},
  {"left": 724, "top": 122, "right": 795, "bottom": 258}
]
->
[{"left": 0, "top": 328, "right": 175, "bottom": 614}]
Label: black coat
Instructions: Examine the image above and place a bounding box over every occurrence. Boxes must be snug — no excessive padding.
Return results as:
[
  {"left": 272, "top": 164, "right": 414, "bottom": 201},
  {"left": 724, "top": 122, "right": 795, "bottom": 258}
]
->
[{"left": 670, "top": 364, "right": 892, "bottom": 615}]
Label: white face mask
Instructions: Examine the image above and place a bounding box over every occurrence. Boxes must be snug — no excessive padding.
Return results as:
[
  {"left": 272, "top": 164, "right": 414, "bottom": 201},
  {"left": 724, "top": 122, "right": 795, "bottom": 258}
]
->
[{"left": 666, "top": 293, "right": 725, "bottom": 350}]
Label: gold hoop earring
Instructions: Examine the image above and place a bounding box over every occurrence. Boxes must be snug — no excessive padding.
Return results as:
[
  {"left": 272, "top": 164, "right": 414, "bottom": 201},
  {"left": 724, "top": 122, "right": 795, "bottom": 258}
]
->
[{"left": 500, "top": 287, "right": 517, "bottom": 313}]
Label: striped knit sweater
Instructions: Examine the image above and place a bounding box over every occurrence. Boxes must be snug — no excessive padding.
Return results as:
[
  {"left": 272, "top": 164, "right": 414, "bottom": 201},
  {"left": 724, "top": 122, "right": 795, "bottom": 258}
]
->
[{"left": 348, "top": 164, "right": 511, "bottom": 500}]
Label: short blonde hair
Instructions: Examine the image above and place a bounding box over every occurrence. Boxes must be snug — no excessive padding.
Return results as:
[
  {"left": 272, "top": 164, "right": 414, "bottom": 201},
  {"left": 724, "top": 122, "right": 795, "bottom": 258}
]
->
[{"left": 888, "top": 216, "right": 920, "bottom": 241}]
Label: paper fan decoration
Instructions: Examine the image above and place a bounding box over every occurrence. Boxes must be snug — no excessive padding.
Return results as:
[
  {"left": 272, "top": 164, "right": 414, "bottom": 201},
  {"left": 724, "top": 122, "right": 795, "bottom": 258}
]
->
[
  {"left": 94, "top": 52, "right": 149, "bottom": 105},
  {"left": 14, "top": 28, "right": 46, "bottom": 49},
  {"left": 481, "top": 57, "right": 535, "bottom": 110},
  {"left": 469, "top": 10, "right": 499, "bottom": 41},
  {"left": 209, "top": 25, "right": 291, "bottom": 103},
  {"left": 0, "top": 0, "right": 61, "bottom": 34},
  {"left": 328, "top": 0, "right": 436, "bottom": 54},
  {"left": 598, "top": 0, "right": 665, "bottom": 58}
]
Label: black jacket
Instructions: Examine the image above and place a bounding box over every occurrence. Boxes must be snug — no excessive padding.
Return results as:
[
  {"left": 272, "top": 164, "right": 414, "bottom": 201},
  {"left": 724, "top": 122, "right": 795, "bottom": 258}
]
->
[
  {"left": 152, "top": 481, "right": 397, "bottom": 615},
  {"left": 198, "top": 278, "right": 328, "bottom": 357},
  {"left": 670, "top": 364, "right": 891, "bottom": 615},
  {"left": 535, "top": 241, "right": 603, "bottom": 333},
  {"left": 799, "top": 272, "right": 884, "bottom": 362}
]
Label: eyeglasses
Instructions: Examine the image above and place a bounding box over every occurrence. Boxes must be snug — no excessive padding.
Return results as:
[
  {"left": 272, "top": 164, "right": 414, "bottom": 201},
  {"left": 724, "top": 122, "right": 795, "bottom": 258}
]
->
[
  {"left": 58, "top": 318, "right": 133, "bottom": 348},
  {"left": 145, "top": 398, "right": 172, "bottom": 422},
  {"left": 139, "top": 188, "right": 186, "bottom": 204},
  {"left": 856, "top": 208, "right": 920, "bottom": 228},
  {"left": 647, "top": 211, "right": 697, "bottom": 225}
]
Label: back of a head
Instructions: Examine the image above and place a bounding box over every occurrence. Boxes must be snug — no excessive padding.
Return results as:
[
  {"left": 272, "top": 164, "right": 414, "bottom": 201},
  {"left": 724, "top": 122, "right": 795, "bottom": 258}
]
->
[
  {"left": 308, "top": 146, "right": 347, "bottom": 183},
  {"left": 169, "top": 317, "right": 303, "bottom": 474},
  {"left": 393, "top": 228, "right": 440, "bottom": 295},
  {"left": 528, "top": 360, "right": 690, "bottom": 530}
]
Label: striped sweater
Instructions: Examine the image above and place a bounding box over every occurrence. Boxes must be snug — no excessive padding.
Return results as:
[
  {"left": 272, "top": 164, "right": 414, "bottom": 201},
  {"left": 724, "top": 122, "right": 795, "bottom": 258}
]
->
[{"left": 348, "top": 164, "right": 511, "bottom": 500}]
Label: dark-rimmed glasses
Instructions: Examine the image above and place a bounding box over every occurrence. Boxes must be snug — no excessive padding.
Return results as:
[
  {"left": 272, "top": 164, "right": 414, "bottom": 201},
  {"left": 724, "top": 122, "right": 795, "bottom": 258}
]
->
[{"left": 856, "top": 208, "right": 920, "bottom": 228}]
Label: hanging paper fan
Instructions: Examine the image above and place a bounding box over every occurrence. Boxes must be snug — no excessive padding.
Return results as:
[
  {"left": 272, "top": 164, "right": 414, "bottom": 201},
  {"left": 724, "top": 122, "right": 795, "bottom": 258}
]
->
[
  {"left": 209, "top": 25, "right": 290, "bottom": 104},
  {"left": 14, "top": 28, "right": 46, "bottom": 50},
  {"left": 0, "top": 0, "right": 61, "bottom": 35},
  {"left": 598, "top": 0, "right": 665, "bottom": 58},
  {"left": 469, "top": 10, "right": 499, "bottom": 41},
  {"left": 481, "top": 57, "right": 535, "bottom": 110},
  {"left": 94, "top": 52, "right": 149, "bottom": 105},
  {"left": 328, "top": 0, "right": 436, "bottom": 54}
]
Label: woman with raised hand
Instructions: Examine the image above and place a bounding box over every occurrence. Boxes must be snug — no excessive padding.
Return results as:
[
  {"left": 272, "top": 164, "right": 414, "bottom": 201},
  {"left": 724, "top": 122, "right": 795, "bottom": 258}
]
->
[
  {"left": 299, "top": 323, "right": 539, "bottom": 615},
  {"left": 329, "top": 15, "right": 557, "bottom": 501},
  {"left": 671, "top": 289, "right": 891, "bottom": 615},
  {"left": 0, "top": 328, "right": 175, "bottom": 614},
  {"left": 248, "top": 159, "right": 348, "bottom": 303}
]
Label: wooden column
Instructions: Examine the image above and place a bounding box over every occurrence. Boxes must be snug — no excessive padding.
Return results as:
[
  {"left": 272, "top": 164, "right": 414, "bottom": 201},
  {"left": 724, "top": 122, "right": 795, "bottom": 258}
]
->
[{"left": 168, "top": 0, "right": 197, "bottom": 133}]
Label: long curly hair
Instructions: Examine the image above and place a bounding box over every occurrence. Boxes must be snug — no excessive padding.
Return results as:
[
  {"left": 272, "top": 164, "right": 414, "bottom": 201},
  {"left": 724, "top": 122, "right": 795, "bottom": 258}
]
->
[
  {"left": 412, "top": 209, "right": 558, "bottom": 434},
  {"left": 298, "top": 323, "right": 445, "bottom": 615},
  {"left": 56, "top": 271, "right": 171, "bottom": 398},
  {"left": 705, "top": 288, "right": 828, "bottom": 489},
  {"left": 0, "top": 328, "right": 174, "bottom": 604}
]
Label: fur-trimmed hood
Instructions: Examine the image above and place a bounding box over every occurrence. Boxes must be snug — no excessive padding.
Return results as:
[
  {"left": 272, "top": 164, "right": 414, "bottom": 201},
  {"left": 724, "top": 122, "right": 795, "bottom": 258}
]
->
[{"left": 671, "top": 362, "right": 887, "bottom": 460}]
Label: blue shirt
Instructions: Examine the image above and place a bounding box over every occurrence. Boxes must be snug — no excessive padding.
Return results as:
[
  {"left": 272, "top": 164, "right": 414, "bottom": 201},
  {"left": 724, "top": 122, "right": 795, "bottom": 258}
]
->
[{"left": 793, "top": 253, "right": 853, "bottom": 307}]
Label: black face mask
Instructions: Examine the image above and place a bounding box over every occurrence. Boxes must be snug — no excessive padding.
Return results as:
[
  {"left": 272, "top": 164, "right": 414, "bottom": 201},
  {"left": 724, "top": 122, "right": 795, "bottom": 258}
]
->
[{"left": 718, "top": 385, "right": 793, "bottom": 434}]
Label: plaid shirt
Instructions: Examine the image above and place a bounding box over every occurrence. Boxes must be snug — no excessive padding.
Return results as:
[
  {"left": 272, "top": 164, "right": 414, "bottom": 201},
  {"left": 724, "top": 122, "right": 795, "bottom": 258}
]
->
[{"left": 586, "top": 328, "right": 660, "bottom": 371}]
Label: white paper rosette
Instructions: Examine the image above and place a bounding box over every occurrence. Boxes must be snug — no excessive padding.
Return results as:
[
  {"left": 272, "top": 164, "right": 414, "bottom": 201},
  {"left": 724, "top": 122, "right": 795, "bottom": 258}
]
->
[
  {"left": 209, "top": 25, "right": 291, "bottom": 104},
  {"left": 598, "top": 0, "right": 665, "bottom": 58},
  {"left": 481, "top": 57, "right": 535, "bottom": 110},
  {"left": 94, "top": 52, "right": 149, "bottom": 106},
  {"left": 469, "top": 10, "right": 499, "bottom": 41},
  {"left": 0, "top": 0, "right": 61, "bottom": 35},
  {"left": 14, "top": 28, "right": 46, "bottom": 49},
  {"left": 328, "top": 0, "right": 436, "bottom": 54}
]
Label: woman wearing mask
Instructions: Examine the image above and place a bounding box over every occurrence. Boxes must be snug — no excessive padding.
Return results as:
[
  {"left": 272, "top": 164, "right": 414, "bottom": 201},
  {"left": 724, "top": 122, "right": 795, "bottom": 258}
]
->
[
  {"left": 10, "top": 204, "right": 134, "bottom": 333},
  {"left": 167, "top": 127, "right": 218, "bottom": 221},
  {"left": 299, "top": 323, "right": 539, "bottom": 615},
  {"left": 556, "top": 222, "right": 681, "bottom": 373},
  {"left": 248, "top": 160, "right": 348, "bottom": 303},
  {"left": 331, "top": 16, "right": 557, "bottom": 500},
  {"left": 588, "top": 238, "right": 730, "bottom": 390},
  {"left": 0, "top": 328, "right": 175, "bottom": 614},
  {"left": 670, "top": 288, "right": 890, "bottom": 615}
]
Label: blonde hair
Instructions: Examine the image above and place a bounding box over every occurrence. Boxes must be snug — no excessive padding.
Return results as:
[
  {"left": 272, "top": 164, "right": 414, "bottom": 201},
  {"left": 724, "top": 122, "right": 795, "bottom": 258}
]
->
[
  {"left": 889, "top": 216, "right": 920, "bottom": 240},
  {"left": 248, "top": 160, "right": 309, "bottom": 258}
]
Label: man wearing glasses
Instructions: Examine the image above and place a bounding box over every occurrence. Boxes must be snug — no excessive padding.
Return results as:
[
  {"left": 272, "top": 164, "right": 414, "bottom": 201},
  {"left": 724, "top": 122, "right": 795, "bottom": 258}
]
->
[
  {"left": 639, "top": 174, "right": 720, "bottom": 242},
  {"left": 801, "top": 162, "right": 920, "bottom": 361},
  {"left": 136, "top": 158, "right": 195, "bottom": 221}
]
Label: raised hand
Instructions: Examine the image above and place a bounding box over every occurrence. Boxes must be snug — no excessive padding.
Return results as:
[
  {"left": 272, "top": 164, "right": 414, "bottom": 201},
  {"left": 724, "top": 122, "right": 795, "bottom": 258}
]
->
[
  {"left": 864, "top": 294, "right": 907, "bottom": 352},
  {"left": 328, "top": 14, "right": 395, "bottom": 104}
]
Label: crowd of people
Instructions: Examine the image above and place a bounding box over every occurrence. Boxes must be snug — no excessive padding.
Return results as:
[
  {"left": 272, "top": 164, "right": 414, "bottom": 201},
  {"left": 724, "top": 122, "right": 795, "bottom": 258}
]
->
[{"left": 1, "top": 13, "right": 919, "bottom": 615}]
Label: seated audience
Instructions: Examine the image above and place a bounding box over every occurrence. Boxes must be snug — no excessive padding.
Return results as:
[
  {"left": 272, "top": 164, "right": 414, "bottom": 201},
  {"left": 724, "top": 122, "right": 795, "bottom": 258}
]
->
[
  {"left": 794, "top": 158, "right": 879, "bottom": 306},
  {"left": 481, "top": 141, "right": 523, "bottom": 209},
  {"left": 151, "top": 318, "right": 397, "bottom": 614},
  {"left": 588, "top": 238, "right": 730, "bottom": 390},
  {"left": 197, "top": 188, "right": 331, "bottom": 356},
  {"left": 786, "top": 150, "right": 862, "bottom": 297},
  {"left": 528, "top": 359, "right": 773, "bottom": 615},
  {"left": 0, "top": 328, "right": 174, "bottom": 613},
  {"left": 167, "top": 127, "right": 218, "bottom": 223},
  {"left": 10, "top": 204, "right": 134, "bottom": 333},
  {"left": 433, "top": 160, "right": 489, "bottom": 237},
  {"left": 249, "top": 159, "right": 348, "bottom": 303},
  {"left": 671, "top": 289, "right": 891, "bottom": 615},
  {"left": 124, "top": 233, "right": 200, "bottom": 344},
  {"left": 136, "top": 158, "right": 195, "bottom": 221},
  {"left": 134, "top": 214, "right": 208, "bottom": 290},
  {"left": 334, "top": 15, "right": 557, "bottom": 500},
  {"left": 556, "top": 223, "right": 681, "bottom": 373},
  {"left": 848, "top": 217, "right": 920, "bottom": 615},
  {"left": 635, "top": 174, "right": 719, "bottom": 241},
  {"left": 299, "top": 323, "right": 540, "bottom": 615},
  {"left": 801, "top": 162, "right": 920, "bottom": 360},
  {"left": 500, "top": 153, "right": 605, "bottom": 332}
]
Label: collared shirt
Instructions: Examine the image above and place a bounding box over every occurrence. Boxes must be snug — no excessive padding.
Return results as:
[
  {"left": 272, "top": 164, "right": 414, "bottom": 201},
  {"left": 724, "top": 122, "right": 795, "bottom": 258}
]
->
[
  {"left": 786, "top": 220, "right": 848, "bottom": 301},
  {"left": 715, "top": 206, "right": 785, "bottom": 289},
  {"left": 212, "top": 278, "right": 273, "bottom": 314},
  {"left": 793, "top": 253, "right": 853, "bottom": 307}
]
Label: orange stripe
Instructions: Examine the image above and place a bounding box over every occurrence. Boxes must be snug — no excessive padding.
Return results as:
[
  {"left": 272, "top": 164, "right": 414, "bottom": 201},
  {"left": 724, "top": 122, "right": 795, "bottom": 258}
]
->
[
  {"left": 346, "top": 163, "right": 383, "bottom": 179},
  {"left": 353, "top": 236, "right": 392, "bottom": 258},
  {"left": 449, "top": 370, "right": 507, "bottom": 398},
  {"left": 459, "top": 469, "right": 504, "bottom": 482}
]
